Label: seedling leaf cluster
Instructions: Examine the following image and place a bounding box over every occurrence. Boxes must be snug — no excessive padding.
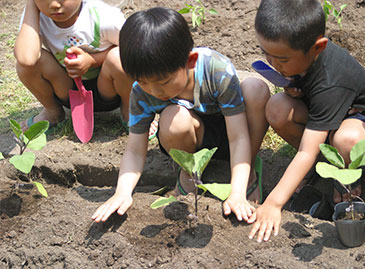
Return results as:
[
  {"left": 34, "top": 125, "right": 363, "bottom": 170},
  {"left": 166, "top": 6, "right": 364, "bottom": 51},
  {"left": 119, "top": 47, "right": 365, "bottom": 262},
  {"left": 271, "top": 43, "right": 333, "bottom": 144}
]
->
[
  {"left": 316, "top": 139, "right": 365, "bottom": 219},
  {"left": 323, "top": 0, "right": 347, "bottom": 29},
  {"left": 0, "top": 119, "right": 49, "bottom": 197},
  {"left": 151, "top": 147, "right": 231, "bottom": 223},
  {"left": 179, "top": 0, "right": 218, "bottom": 28}
]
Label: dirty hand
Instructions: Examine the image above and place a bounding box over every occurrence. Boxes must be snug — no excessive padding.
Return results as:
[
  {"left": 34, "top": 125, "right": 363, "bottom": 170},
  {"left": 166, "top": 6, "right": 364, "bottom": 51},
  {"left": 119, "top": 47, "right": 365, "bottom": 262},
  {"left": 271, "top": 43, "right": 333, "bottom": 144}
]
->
[
  {"left": 247, "top": 203, "right": 281, "bottom": 242},
  {"left": 283, "top": 86, "right": 303, "bottom": 98},
  {"left": 91, "top": 193, "right": 133, "bottom": 222},
  {"left": 223, "top": 192, "right": 256, "bottom": 222},
  {"left": 64, "top": 47, "right": 94, "bottom": 78}
]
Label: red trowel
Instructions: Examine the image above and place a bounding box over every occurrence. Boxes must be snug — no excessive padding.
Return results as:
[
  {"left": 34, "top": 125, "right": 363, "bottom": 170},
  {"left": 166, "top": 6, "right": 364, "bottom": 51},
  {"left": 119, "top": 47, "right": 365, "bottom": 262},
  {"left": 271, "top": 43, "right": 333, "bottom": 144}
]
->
[{"left": 66, "top": 52, "right": 94, "bottom": 143}]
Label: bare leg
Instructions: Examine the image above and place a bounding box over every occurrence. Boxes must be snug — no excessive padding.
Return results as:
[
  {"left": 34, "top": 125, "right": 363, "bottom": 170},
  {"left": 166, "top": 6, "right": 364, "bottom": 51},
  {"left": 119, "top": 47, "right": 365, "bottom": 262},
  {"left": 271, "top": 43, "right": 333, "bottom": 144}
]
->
[
  {"left": 97, "top": 47, "right": 133, "bottom": 122},
  {"left": 265, "top": 92, "right": 308, "bottom": 150},
  {"left": 158, "top": 105, "right": 204, "bottom": 194},
  {"left": 330, "top": 118, "right": 365, "bottom": 203},
  {"left": 265, "top": 91, "right": 309, "bottom": 193},
  {"left": 16, "top": 49, "right": 72, "bottom": 130},
  {"left": 241, "top": 77, "right": 270, "bottom": 202}
]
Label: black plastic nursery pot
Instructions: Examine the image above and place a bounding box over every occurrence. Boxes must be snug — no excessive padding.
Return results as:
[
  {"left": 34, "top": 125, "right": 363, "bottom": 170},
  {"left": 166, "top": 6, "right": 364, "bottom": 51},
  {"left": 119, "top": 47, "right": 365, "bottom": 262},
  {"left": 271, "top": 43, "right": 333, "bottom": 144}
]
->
[{"left": 332, "top": 201, "right": 365, "bottom": 248}]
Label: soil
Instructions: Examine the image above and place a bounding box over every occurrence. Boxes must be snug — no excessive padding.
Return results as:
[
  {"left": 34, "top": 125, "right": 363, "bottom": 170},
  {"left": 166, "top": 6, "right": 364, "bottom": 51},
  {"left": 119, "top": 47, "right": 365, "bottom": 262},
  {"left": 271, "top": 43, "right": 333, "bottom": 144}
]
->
[{"left": 1, "top": 0, "right": 365, "bottom": 268}]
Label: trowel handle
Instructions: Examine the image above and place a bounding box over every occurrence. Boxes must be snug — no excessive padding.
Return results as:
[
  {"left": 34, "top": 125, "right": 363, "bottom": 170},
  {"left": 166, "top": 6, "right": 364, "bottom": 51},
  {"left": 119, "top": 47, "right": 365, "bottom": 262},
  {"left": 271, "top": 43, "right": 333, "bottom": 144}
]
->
[{"left": 66, "top": 52, "right": 87, "bottom": 95}]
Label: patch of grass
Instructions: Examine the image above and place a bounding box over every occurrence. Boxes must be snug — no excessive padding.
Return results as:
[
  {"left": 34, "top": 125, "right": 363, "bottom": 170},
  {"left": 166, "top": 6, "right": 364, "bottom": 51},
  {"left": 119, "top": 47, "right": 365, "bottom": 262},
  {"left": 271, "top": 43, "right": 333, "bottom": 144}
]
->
[{"left": 0, "top": 69, "right": 39, "bottom": 133}]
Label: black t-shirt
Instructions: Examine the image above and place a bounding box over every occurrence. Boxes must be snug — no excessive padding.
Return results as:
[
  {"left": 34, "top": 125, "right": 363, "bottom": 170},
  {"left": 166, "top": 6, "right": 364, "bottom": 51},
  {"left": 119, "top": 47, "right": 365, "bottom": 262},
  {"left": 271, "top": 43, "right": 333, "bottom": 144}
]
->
[{"left": 297, "top": 40, "right": 365, "bottom": 131}]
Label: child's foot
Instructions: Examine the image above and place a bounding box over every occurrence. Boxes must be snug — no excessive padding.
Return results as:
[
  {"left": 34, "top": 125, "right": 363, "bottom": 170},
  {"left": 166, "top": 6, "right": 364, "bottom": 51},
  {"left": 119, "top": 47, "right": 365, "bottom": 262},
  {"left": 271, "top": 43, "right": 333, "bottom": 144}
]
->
[
  {"left": 333, "top": 184, "right": 362, "bottom": 203},
  {"left": 175, "top": 169, "right": 195, "bottom": 196},
  {"left": 21, "top": 108, "right": 65, "bottom": 132}
]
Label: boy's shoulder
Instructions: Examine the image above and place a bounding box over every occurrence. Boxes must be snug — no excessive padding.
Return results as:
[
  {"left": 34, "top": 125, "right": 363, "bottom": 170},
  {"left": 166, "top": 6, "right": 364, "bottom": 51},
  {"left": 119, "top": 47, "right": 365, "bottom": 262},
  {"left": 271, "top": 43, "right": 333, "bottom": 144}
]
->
[
  {"left": 303, "top": 40, "right": 365, "bottom": 87},
  {"left": 194, "top": 47, "right": 237, "bottom": 78}
]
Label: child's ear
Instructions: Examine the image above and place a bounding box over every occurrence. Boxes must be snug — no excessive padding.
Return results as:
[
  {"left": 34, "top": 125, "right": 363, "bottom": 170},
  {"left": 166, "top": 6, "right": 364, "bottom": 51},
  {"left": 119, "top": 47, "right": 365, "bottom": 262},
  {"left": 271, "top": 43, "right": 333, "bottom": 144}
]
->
[
  {"left": 187, "top": 51, "right": 199, "bottom": 69},
  {"left": 312, "top": 37, "right": 328, "bottom": 56}
]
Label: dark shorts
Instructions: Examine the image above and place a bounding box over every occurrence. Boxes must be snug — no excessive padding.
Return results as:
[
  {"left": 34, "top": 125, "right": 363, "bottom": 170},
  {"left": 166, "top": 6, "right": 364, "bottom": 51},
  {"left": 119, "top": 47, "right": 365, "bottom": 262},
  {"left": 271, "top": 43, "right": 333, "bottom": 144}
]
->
[
  {"left": 158, "top": 113, "right": 230, "bottom": 161},
  {"left": 346, "top": 111, "right": 365, "bottom": 122},
  {"left": 55, "top": 77, "right": 121, "bottom": 112}
]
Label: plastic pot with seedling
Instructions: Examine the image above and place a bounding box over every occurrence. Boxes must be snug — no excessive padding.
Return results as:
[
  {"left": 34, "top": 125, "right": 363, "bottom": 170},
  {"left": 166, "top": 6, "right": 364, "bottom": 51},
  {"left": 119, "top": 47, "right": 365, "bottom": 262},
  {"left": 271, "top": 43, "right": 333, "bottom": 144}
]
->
[{"left": 316, "top": 139, "right": 365, "bottom": 247}]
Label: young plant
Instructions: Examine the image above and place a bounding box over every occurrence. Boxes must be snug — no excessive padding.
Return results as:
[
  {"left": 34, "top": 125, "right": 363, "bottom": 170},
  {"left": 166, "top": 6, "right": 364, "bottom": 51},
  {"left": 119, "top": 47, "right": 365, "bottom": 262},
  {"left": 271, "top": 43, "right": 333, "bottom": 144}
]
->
[
  {"left": 323, "top": 0, "right": 347, "bottom": 29},
  {"left": 0, "top": 119, "right": 49, "bottom": 197},
  {"left": 178, "top": 0, "right": 218, "bottom": 28},
  {"left": 151, "top": 147, "right": 231, "bottom": 223},
  {"left": 316, "top": 139, "right": 365, "bottom": 219}
]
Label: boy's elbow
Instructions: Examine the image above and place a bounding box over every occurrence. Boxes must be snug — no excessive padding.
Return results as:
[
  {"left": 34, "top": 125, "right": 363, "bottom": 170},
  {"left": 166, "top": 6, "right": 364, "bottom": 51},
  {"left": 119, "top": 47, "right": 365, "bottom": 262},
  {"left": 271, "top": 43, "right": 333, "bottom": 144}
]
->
[{"left": 14, "top": 50, "right": 40, "bottom": 68}]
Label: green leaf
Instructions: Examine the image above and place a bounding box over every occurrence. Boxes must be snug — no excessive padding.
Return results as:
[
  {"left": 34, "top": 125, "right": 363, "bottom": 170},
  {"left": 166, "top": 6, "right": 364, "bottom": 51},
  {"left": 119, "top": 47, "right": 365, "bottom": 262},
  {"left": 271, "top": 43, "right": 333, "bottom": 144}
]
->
[
  {"left": 196, "top": 16, "right": 202, "bottom": 26},
  {"left": 193, "top": 147, "right": 217, "bottom": 178},
  {"left": 0, "top": 152, "right": 4, "bottom": 160},
  {"left": 350, "top": 139, "right": 365, "bottom": 163},
  {"left": 178, "top": 7, "right": 191, "bottom": 14},
  {"left": 319, "top": 143, "right": 345, "bottom": 168},
  {"left": 340, "top": 4, "right": 347, "bottom": 11},
  {"left": 150, "top": 196, "right": 177, "bottom": 209},
  {"left": 150, "top": 186, "right": 169, "bottom": 195},
  {"left": 26, "top": 133, "right": 47, "bottom": 151},
  {"left": 209, "top": 9, "right": 218, "bottom": 15},
  {"left": 9, "top": 119, "right": 22, "bottom": 139},
  {"left": 169, "top": 148, "right": 217, "bottom": 180},
  {"left": 349, "top": 154, "right": 365, "bottom": 169},
  {"left": 24, "top": 120, "right": 49, "bottom": 142},
  {"left": 198, "top": 183, "right": 231, "bottom": 201},
  {"left": 316, "top": 162, "right": 362, "bottom": 185},
  {"left": 9, "top": 152, "right": 35, "bottom": 174},
  {"left": 33, "top": 181, "right": 48, "bottom": 197},
  {"left": 169, "top": 149, "right": 195, "bottom": 178}
]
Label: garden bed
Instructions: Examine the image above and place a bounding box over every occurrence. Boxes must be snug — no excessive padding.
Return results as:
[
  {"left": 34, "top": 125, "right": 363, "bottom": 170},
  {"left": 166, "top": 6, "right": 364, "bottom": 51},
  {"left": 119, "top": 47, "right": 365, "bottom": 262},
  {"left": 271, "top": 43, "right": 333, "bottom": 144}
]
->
[{"left": 1, "top": 0, "right": 365, "bottom": 268}]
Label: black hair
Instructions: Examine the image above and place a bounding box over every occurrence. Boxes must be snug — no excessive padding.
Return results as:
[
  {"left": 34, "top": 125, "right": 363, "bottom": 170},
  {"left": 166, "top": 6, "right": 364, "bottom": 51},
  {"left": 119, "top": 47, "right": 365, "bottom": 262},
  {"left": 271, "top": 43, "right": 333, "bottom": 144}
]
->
[
  {"left": 119, "top": 7, "right": 194, "bottom": 81},
  {"left": 255, "top": 0, "right": 325, "bottom": 53}
]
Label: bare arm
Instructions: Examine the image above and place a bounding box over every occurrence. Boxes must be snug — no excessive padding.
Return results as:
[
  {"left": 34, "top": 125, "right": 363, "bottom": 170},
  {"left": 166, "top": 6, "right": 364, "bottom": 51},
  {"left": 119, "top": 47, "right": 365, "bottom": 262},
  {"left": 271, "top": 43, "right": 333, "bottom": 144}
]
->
[
  {"left": 92, "top": 132, "right": 149, "bottom": 222},
  {"left": 223, "top": 112, "right": 256, "bottom": 221},
  {"left": 249, "top": 128, "right": 328, "bottom": 241},
  {"left": 14, "top": 0, "right": 42, "bottom": 66}
]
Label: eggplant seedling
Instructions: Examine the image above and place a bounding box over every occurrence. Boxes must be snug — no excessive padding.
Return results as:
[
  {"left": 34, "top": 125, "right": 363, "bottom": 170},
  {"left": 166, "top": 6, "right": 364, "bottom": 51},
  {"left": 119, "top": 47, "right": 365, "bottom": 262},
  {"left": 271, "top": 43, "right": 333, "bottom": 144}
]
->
[
  {"left": 151, "top": 147, "right": 231, "bottom": 226},
  {"left": 178, "top": 0, "right": 218, "bottom": 28},
  {"left": 316, "top": 139, "right": 365, "bottom": 219},
  {"left": 0, "top": 119, "right": 49, "bottom": 197}
]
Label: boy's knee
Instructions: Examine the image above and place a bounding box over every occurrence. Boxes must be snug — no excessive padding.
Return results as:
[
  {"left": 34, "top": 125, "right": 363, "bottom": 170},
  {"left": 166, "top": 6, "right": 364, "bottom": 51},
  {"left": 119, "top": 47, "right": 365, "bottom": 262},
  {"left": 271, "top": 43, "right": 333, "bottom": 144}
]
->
[
  {"left": 332, "top": 129, "right": 363, "bottom": 152},
  {"left": 160, "top": 105, "right": 193, "bottom": 136},
  {"left": 241, "top": 77, "right": 270, "bottom": 106},
  {"left": 104, "top": 47, "right": 123, "bottom": 72},
  {"left": 265, "top": 93, "right": 291, "bottom": 127}
]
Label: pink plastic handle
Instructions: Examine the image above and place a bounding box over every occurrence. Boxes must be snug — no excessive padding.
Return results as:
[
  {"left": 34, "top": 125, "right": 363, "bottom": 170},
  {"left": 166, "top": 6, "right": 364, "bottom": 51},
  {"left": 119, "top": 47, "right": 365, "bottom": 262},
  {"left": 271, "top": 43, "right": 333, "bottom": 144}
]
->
[{"left": 66, "top": 52, "right": 87, "bottom": 96}]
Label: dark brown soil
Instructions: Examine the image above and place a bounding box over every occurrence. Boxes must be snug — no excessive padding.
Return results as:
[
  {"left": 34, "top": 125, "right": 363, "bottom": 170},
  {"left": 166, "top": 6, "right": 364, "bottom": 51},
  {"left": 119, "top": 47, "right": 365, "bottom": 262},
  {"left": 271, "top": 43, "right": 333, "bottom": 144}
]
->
[{"left": 1, "top": 0, "right": 365, "bottom": 268}]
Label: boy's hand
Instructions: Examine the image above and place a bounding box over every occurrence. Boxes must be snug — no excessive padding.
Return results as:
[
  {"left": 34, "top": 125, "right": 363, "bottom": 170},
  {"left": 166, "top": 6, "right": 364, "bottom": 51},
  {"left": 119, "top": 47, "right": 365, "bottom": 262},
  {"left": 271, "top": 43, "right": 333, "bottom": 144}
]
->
[
  {"left": 64, "top": 47, "right": 94, "bottom": 78},
  {"left": 247, "top": 203, "right": 281, "bottom": 242},
  {"left": 283, "top": 86, "right": 303, "bottom": 98},
  {"left": 223, "top": 192, "right": 255, "bottom": 222},
  {"left": 91, "top": 193, "right": 133, "bottom": 222}
]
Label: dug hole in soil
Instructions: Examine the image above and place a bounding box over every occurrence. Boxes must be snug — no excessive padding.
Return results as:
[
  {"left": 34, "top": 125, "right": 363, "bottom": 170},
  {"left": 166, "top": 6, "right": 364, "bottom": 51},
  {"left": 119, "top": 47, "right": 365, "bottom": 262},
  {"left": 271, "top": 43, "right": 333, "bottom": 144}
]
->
[{"left": 1, "top": 0, "right": 365, "bottom": 268}]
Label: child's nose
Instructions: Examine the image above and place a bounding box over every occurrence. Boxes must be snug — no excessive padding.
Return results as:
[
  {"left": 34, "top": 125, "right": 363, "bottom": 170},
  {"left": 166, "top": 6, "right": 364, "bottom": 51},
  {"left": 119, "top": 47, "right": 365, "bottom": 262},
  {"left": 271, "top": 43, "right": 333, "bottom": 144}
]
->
[{"left": 49, "top": 0, "right": 62, "bottom": 9}]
